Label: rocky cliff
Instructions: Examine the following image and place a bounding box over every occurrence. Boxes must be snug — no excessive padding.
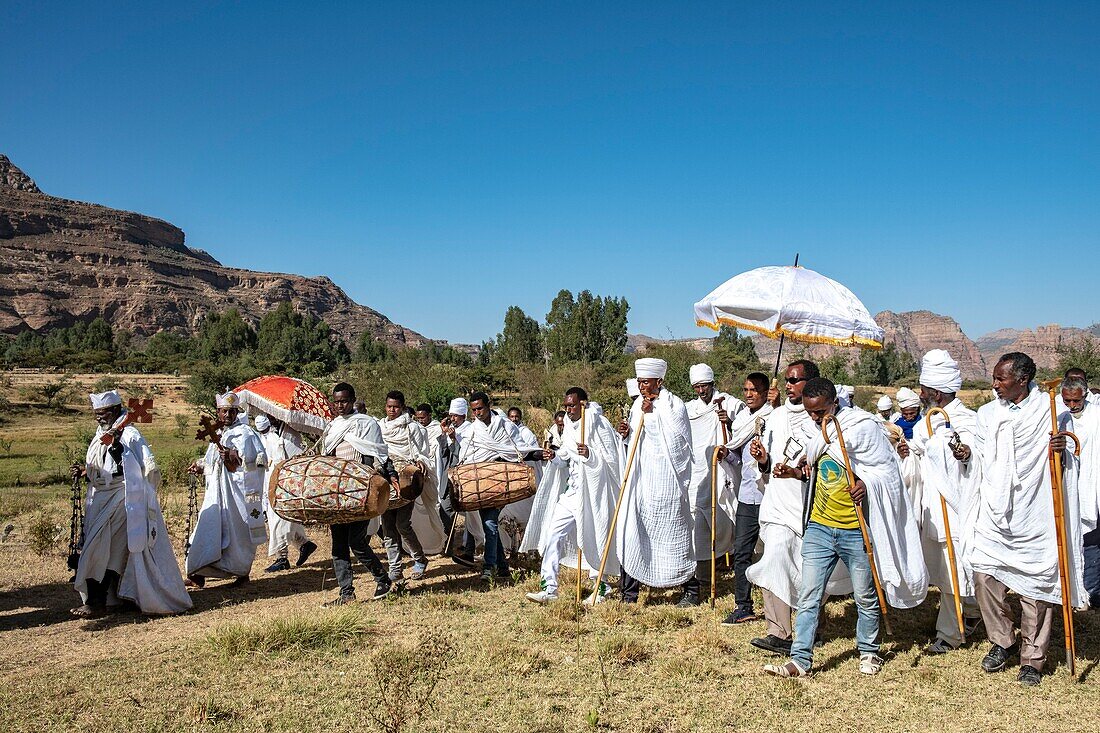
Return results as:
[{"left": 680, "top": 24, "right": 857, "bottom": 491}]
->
[
  {"left": 0, "top": 154, "right": 426, "bottom": 347},
  {"left": 976, "top": 324, "right": 1099, "bottom": 370}
]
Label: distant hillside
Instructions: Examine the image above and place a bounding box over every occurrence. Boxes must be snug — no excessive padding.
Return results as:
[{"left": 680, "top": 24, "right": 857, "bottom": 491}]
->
[{"left": 0, "top": 153, "right": 426, "bottom": 348}]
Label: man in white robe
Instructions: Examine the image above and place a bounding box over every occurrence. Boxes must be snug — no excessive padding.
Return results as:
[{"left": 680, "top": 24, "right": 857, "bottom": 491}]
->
[
  {"left": 901, "top": 350, "right": 983, "bottom": 653},
  {"left": 1062, "top": 375, "right": 1100, "bottom": 609},
  {"left": 765, "top": 378, "right": 927, "bottom": 678},
  {"left": 440, "top": 397, "right": 487, "bottom": 565},
  {"left": 320, "top": 382, "right": 398, "bottom": 605},
  {"left": 615, "top": 358, "right": 696, "bottom": 605},
  {"left": 544, "top": 411, "right": 566, "bottom": 451},
  {"left": 523, "top": 388, "right": 622, "bottom": 605},
  {"left": 70, "top": 390, "right": 191, "bottom": 617},
  {"left": 719, "top": 371, "right": 774, "bottom": 624},
  {"left": 685, "top": 362, "right": 744, "bottom": 606},
  {"left": 746, "top": 360, "right": 850, "bottom": 654},
  {"left": 185, "top": 391, "right": 267, "bottom": 587},
  {"left": 958, "top": 353, "right": 1085, "bottom": 686},
  {"left": 443, "top": 391, "right": 543, "bottom": 581},
  {"left": 502, "top": 406, "right": 544, "bottom": 552},
  {"left": 875, "top": 395, "right": 893, "bottom": 423},
  {"left": 254, "top": 414, "right": 317, "bottom": 573},
  {"left": 379, "top": 390, "right": 447, "bottom": 581}
]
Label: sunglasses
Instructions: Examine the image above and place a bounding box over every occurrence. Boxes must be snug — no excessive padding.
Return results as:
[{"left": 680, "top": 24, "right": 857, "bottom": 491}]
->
[{"left": 785, "top": 377, "right": 808, "bottom": 384}]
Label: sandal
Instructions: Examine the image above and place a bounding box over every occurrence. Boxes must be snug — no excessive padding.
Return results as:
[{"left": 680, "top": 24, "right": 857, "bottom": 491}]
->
[
  {"left": 70, "top": 604, "right": 107, "bottom": 619},
  {"left": 763, "top": 660, "right": 808, "bottom": 678}
]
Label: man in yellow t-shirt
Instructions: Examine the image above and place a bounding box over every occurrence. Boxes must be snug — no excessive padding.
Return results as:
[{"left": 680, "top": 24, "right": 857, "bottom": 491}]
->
[{"left": 765, "top": 377, "right": 884, "bottom": 678}]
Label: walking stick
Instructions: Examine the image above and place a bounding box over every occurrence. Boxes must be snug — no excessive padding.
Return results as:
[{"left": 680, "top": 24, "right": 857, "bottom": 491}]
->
[
  {"left": 594, "top": 413, "right": 645, "bottom": 596},
  {"left": 820, "top": 414, "right": 892, "bottom": 635},
  {"left": 923, "top": 407, "right": 965, "bottom": 639},
  {"left": 1042, "top": 380, "right": 1082, "bottom": 677},
  {"left": 577, "top": 403, "right": 587, "bottom": 604},
  {"left": 710, "top": 448, "right": 720, "bottom": 607}
]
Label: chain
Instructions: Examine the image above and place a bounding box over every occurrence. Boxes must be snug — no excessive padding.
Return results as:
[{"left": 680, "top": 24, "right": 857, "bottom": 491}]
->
[
  {"left": 66, "top": 468, "right": 84, "bottom": 570},
  {"left": 184, "top": 472, "right": 198, "bottom": 557}
]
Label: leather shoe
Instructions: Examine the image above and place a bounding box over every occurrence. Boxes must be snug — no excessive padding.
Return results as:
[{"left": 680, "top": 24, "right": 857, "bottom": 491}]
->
[
  {"left": 265, "top": 557, "right": 291, "bottom": 573},
  {"left": 1017, "top": 664, "right": 1042, "bottom": 686},
  {"left": 981, "top": 642, "right": 1017, "bottom": 673},
  {"left": 750, "top": 635, "right": 793, "bottom": 655}
]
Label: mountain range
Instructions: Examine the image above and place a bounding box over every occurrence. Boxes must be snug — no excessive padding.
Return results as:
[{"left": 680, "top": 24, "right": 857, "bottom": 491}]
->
[{"left": 2, "top": 153, "right": 1096, "bottom": 373}]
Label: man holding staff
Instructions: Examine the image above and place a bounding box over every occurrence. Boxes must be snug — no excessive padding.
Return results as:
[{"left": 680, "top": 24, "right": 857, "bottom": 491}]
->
[
  {"left": 685, "top": 363, "right": 744, "bottom": 607},
  {"left": 764, "top": 377, "right": 926, "bottom": 678},
  {"left": 612, "top": 357, "right": 697, "bottom": 605},
  {"left": 955, "top": 353, "right": 1085, "bottom": 685},
  {"left": 899, "top": 350, "right": 982, "bottom": 654},
  {"left": 523, "top": 387, "right": 622, "bottom": 604},
  {"left": 1062, "top": 374, "right": 1100, "bottom": 608}
]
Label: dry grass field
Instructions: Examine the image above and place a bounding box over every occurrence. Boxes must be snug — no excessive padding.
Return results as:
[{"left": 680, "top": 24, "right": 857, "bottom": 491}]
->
[{"left": 1, "top": 374, "right": 1096, "bottom": 733}]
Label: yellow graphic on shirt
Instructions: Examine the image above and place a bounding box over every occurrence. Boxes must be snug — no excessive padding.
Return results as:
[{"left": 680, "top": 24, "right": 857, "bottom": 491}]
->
[{"left": 810, "top": 454, "right": 859, "bottom": 529}]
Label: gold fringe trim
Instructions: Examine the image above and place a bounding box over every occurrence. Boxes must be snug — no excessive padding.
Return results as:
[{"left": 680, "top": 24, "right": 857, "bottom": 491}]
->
[{"left": 695, "top": 317, "right": 883, "bottom": 350}]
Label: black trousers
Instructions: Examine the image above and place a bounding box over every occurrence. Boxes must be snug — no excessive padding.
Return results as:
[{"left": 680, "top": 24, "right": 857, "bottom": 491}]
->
[
  {"left": 85, "top": 569, "right": 120, "bottom": 607},
  {"left": 330, "top": 520, "right": 386, "bottom": 597},
  {"left": 733, "top": 501, "right": 761, "bottom": 610},
  {"left": 620, "top": 569, "right": 699, "bottom": 603}
]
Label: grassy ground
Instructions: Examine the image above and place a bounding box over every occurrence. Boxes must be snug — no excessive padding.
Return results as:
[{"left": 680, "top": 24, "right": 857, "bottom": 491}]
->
[{"left": 1, "top": 375, "right": 1097, "bottom": 732}]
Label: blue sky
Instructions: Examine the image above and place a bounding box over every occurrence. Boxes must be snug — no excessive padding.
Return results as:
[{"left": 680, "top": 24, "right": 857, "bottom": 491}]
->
[{"left": 2, "top": 2, "right": 1097, "bottom": 344}]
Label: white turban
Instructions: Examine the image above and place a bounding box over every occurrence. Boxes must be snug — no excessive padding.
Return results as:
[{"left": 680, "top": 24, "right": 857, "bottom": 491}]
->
[
  {"left": 89, "top": 390, "right": 122, "bottom": 409},
  {"left": 837, "top": 385, "right": 854, "bottom": 408},
  {"left": 895, "top": 387, "right": 920, "bottom": 409},
  {"left": 625, "top": 378, "right": 641, "bottom": 398},
  {"left": 919, "top": 349, "right": 963, "bottom": 394},
  {"left": 216, "top": 391, "right": 240, "bottom": 409},
  {"left": 876, "top": 395, "right": 893, "bottom": 412},
  {"left": 254, "top": 414, "right": 271, "bottom": 432},
  {"left": 635, "top": 357, "right": 668, "bottom": 379},
  {"left": 689, "top": 363, "right": 715, "bottom": 385},
  {"left": 448, "top": 398, "right": 468, "bottom": 416}
]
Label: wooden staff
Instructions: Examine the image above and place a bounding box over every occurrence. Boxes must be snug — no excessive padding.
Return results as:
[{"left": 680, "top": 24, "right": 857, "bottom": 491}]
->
[
  {"left": 923, "top": 406, "right": 965, "bottom": 638},
  {"left": 820, "top": 414, "right": 892, "bottom": 635},
  {"left": 577, "top": 402, "right": 586, "bottom": 604},
  {"left": 594, "top": 412, "right": 645, "bottom": 596},
  {"left": 1042, "top": 379, "right": 1081, "bottom": 677}
]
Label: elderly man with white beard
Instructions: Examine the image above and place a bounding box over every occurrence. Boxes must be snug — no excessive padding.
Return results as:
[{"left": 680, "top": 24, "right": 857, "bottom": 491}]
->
[
  {"left": 69, "top": 390, "right": 191, "bottom": 617},
  {"left": 955, "top": 352, "right": 1086, "bottom": 686},
  {"left": 1061, "top": 375, "right": 1100, "bottom": 609},
  {"left": 684, "top": 362, "right": 745, "bottom": 607},
  {"left": 898, "top": 350, "right": 983, "bottom": 654},
  {"left": 615, "top": 357, "right": 697, "bottom": 606}
]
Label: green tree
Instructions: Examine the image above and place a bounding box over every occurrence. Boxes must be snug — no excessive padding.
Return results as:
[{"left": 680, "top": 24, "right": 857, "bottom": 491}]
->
[
  {"left": 544, "top": 289, "right": 630, "bottom": 364},
  {"left": 853, "top": 343, "right": 918, "bottom": 386},
  {"left": 493, "top": 306, "right": 543, "bottom": 367},
  {"left": 197, "top": 308, "right": 257, "bottom": 362},
  {"left": 818, "top": 352, "right": 851, "bottom": 385},
  {"left": 354, "top": 330, "right": 395, "bottom": 364},
  {"left": 1056, "top": 338, "right": 1100, "bottom": 382},
  {"left": 257, "top": 302, "right": 348, "bottom": 372}
]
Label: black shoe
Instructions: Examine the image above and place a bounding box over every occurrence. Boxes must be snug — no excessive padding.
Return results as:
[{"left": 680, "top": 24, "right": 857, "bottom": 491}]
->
[
  {"left": 981, "top": 642, "right": 1017, "bottom": 673},
  {"left": 1017, "top": 665, "right": 1042, "bottom": 686},
  {"left": 750, "top": 635, "right": 793, "bottom": 655},
  {"left": 925, "top": 638, "right": 955, "bottom": 655},
  {"left": 451, "top": 551, "right": 477, "bottom": 569},
  {"left": 296, "top": 541, "right": 318, "bottom": 567},
  {"left": 676, "top": 593, "right": 700, "bottom": 608},
  {"left": 621, "top": 595, "right": 639, "bottom": 604},
  {"left": 264, "top": 557, "right": 291, "bottom": 573},
  {"left": 372, "top": 578, "right": 393, "bottom": 600},
  {"left": 721, "top": 607, "right": 757, "bottom": 625},
  {"left": 322, "top": 594, "right": 356, "bottom": 608}
]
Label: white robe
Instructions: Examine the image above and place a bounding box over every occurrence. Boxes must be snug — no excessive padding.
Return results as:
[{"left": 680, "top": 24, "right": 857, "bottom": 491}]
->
[
  {"left": 77, "top": 425, "right": 191, "bottom": 614},
  {"left": 185, "top": 423, "right": 268, "bottom": 578},
  {"left": 259, "top": 426, "right": 308, "bottom": 557},
  {"left": 686, "top": 392, "right": 744, "bottom": 562},
  {"left": 380, "top": 414, "right": 448, "bottom": 555},
  {"left": 908, "top": 398, "right": 981, "bottom": 596},
  {"left": 967, "top": 385, "right": 1086, "bottom": 607},
  {"left": 747, "top": 401, "right": 852, "bottom": 606},
  {"left": 500, "top": 423, "right": 544, "bottom": 551},
  {"left": 616, "top": 388, "right": 694, "bottom": 587},
  {"left": 522, "top": 404, "right": 622, "bottom": 576},
  {"left": 1066, "top": 403, "right": 1100, "bottom": 534}
]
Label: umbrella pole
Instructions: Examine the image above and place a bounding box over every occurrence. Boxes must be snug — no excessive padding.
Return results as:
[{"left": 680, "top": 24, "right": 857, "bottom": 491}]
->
[{"left": 769, "top": 253, "right": 799, "bottom": 390}]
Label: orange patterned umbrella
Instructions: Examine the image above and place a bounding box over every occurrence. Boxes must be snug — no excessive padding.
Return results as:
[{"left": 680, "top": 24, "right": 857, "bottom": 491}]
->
[{"left": 233, "top": 375, "right": 332, "bottom": 433}]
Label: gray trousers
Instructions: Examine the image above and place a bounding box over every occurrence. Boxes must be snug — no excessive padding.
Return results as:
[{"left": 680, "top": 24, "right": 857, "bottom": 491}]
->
[
  {"left": 974, "top": 572, "right": 1054, "bottom": 671},
  {"left": 381, "top": 502, "right": 426, "bottom": 574}
]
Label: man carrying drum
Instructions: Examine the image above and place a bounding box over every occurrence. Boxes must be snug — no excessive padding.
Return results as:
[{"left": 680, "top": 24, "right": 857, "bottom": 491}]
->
[{"left": 319, "top": 382, "right": 402, "bottom": 606}]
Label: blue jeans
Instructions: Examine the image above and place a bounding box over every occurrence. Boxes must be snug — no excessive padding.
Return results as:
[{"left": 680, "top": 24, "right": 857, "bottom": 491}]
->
[
  {"left": 1083, "top": 526, "right": 1100, "bottom": 608},
  {"left": 479, "top": 506, "right": 507, "bottom": 572},
  {"left": 790, "top": 521, "right": 880, "bottom": 670}
]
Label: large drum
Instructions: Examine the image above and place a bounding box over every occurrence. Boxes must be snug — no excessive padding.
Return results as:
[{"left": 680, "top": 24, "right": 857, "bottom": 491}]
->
[
  {"left": 448, "top": 461, "right": 536, "bottom": 512},
  {"left": 269, "top": 455, "right": 389, "bottom": 524}
]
